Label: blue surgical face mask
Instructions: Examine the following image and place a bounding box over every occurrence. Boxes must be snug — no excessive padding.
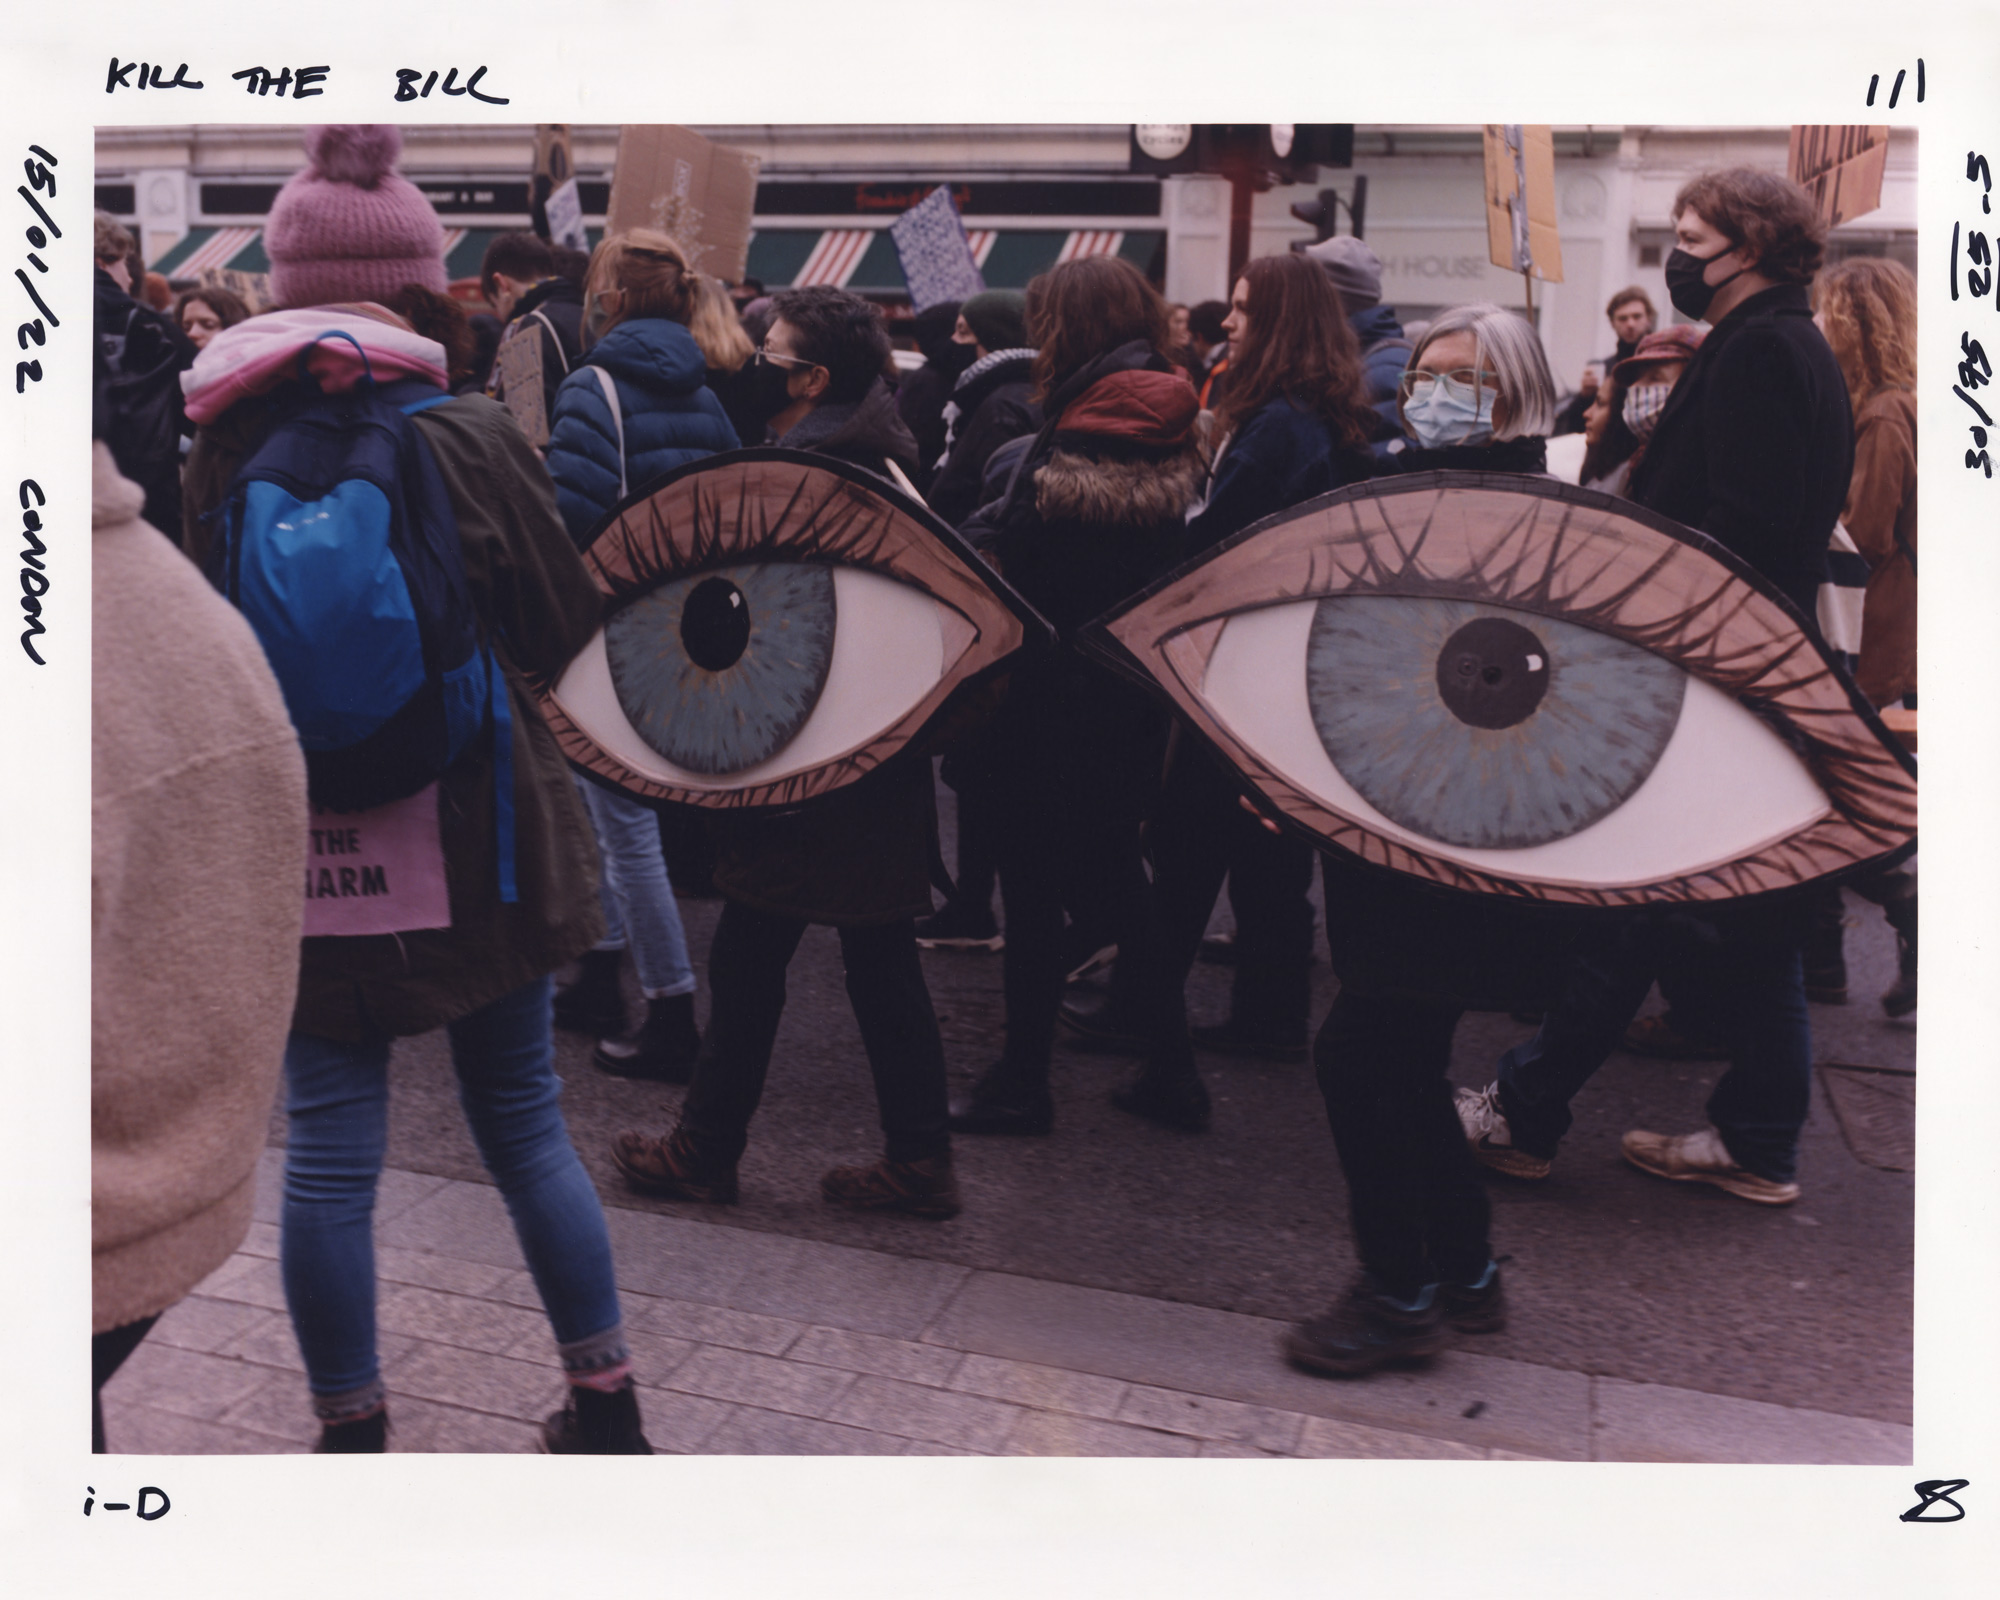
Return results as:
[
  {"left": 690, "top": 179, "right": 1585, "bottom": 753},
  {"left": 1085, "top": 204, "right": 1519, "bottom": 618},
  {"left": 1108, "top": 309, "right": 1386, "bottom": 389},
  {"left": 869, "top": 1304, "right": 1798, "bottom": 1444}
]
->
[{"left": 1402, "top": 372, "right": 1497, "bottom": 450}]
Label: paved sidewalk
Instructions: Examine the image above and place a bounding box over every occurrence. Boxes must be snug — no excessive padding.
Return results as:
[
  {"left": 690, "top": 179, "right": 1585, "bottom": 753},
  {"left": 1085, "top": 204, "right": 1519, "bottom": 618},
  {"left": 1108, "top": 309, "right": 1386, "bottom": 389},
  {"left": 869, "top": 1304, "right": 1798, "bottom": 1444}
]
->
[{"left": 98, "top": 1149, "right": 1911, "bottom": 1464}]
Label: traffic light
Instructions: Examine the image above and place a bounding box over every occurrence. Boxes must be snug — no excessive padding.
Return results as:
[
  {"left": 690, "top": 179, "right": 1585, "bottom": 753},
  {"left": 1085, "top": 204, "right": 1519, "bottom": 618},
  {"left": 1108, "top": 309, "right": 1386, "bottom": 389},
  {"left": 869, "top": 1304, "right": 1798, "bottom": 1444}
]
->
[
  {"left": 1129, "top": 125, "right": 1353, "bottom": 185},
  {"left": 1290, "top": 176, "right": 1368, "bottom": 240}
]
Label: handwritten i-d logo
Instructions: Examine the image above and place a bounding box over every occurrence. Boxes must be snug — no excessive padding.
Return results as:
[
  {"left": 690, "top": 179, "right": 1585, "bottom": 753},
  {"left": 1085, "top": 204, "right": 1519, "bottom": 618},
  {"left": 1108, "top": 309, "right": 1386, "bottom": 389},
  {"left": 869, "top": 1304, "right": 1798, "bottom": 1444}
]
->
[
  {"left": 1900, "top": 1479, "right": 1968, "bottom": 1523},
  {"left": 1866, "top": 61, "right": 1925, "bottom": 108}
]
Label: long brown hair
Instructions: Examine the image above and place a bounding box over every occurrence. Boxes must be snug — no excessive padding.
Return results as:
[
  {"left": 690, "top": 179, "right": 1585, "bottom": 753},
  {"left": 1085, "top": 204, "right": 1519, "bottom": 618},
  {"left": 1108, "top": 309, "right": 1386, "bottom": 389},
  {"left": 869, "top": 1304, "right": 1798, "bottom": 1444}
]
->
[
  {"left": 1213, "top": 254, "right": 1372, "bottom": 450},
  {"left": 1026, "top": 255, "right": 1170, "bottom": 401},
  {"left": 1814, "top": 256, "right": 1916, "bottom": 401}
]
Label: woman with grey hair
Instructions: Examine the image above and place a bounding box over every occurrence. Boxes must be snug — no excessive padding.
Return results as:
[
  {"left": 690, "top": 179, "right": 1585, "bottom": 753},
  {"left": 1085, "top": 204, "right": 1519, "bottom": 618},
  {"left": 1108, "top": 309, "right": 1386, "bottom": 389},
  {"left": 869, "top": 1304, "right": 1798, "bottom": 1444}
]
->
[{"left": 1390, "top": 301, "right": 1557, "bottom": 473}]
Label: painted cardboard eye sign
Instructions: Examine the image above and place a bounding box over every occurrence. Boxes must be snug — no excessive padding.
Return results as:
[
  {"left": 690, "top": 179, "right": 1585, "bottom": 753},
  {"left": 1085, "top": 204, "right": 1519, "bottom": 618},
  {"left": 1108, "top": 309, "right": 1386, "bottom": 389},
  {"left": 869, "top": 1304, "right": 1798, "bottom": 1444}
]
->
[
  {"left": 1080, "top": 472, "right": 1918, "bottom": 908},
  {"left": 540, "top": 449, "right": 1051, "bottom": 810}
]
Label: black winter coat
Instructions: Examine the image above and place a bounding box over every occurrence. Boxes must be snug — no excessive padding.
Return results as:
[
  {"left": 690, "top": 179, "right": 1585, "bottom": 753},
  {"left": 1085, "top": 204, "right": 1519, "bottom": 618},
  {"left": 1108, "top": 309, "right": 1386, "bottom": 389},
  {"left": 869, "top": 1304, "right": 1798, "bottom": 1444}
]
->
[
  {"left": 95, "top": 268, "right": 195, "bottom": 539},
  {"left": 1627, "top": 284, "right": 1853, "bottom": 616},
  {"left": 928, "top": 353, "right": 1041, "bottom": 528}
]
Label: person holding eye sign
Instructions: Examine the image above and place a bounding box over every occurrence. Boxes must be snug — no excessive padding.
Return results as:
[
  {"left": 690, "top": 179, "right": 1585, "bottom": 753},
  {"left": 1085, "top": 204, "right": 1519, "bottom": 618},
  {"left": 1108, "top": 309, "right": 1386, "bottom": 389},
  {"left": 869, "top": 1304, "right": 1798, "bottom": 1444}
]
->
[{"left": 609, "top": 286, "right": 963, "bottom": 1221}]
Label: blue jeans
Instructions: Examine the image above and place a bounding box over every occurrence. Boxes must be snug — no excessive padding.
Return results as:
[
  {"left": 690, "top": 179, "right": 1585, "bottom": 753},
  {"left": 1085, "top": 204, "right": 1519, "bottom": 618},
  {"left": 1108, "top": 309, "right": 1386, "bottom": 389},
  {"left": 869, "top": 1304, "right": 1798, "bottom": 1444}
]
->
[
  {"left": 578, "top": 778, "right": 696, "bottom": 999},
  {"left": 280, "top": 977, "right": 627, "bottom": 1410},
  {"left": 1497, "top": 914, "right": 1813, "bottom": 1183}
]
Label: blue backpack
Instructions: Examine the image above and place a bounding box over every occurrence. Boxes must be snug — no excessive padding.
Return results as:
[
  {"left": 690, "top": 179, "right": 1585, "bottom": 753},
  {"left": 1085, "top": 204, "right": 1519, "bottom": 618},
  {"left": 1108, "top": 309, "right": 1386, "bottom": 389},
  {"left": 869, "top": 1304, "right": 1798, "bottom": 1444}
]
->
[{"left": 206, "top": 333, "right": 516, "bottom": 900}]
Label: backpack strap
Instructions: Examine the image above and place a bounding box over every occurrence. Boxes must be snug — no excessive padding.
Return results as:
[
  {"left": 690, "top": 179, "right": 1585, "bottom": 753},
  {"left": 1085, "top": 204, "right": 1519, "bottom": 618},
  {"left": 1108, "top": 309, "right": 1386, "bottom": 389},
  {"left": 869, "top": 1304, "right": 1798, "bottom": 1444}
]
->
[
  {"left": 401, "top": 387, "right": 519, "bottom": 905},
  {"left": 590, "top": 366, "right": 629, "bottom": 499},
  {"left": 527, "top": 310, "right": 571, "bottom": 377}
]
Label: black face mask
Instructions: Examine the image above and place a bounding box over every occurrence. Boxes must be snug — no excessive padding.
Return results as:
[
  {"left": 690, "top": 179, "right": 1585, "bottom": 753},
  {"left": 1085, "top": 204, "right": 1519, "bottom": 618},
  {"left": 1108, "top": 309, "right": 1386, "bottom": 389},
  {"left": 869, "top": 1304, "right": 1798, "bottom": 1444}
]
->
[
  {"left": 1664, "top": 245, "right": 1750, "bottom": 321},
  {"left": 742, "top": 360, "right": 798, "bottom": 436}
]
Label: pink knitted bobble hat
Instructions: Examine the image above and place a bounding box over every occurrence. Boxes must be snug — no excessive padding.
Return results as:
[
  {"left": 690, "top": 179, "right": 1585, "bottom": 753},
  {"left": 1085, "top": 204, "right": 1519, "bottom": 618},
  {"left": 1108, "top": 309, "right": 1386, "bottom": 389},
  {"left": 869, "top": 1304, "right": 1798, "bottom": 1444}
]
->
[{"left": 264, "top": 126, "right": 447, "bottom": 309}]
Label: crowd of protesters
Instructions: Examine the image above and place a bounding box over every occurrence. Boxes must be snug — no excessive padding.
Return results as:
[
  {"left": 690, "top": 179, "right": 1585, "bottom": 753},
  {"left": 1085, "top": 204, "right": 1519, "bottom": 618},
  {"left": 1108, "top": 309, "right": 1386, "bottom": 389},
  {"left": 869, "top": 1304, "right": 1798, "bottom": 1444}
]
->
[{"left": 92, "top": 126, "right": 1917, "bottom": 1449}]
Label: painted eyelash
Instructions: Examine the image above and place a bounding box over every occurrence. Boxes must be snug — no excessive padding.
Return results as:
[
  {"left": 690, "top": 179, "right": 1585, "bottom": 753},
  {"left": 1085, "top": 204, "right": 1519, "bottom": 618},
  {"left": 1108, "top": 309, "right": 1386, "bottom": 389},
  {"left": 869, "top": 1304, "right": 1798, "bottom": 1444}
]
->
[{"left": 588, "top": 464, "right": 912, "bottom": 608}]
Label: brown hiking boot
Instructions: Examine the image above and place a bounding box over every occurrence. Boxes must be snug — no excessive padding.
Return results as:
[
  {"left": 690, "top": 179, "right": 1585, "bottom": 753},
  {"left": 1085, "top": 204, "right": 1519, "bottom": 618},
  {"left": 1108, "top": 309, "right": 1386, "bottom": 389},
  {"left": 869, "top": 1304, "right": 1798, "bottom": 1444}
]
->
[
  {"left": 820, "top": 1155, "right": 962, "bottom": 1220},
  {"left": 610, "top": 1126, "right": 739, "bottom": 1204}
]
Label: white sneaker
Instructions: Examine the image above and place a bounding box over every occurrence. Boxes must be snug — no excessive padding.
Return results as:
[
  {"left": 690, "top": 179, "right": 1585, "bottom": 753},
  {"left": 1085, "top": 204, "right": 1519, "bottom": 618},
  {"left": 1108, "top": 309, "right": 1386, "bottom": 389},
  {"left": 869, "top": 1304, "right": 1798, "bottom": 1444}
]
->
[
  {"left": 1620, "top": 1126, "right": 1800, "bottom": 1206},
  {"left": 1454, "top": 1083, "right": 1552, "bottom": 1180}
]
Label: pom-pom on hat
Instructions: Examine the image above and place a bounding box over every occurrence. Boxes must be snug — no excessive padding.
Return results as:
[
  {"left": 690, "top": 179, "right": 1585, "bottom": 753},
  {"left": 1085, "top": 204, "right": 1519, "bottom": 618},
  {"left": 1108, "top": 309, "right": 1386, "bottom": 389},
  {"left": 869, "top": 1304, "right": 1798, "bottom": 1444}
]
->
[{"left": 265, "top": 126, "right": 447, "bottom": 310}]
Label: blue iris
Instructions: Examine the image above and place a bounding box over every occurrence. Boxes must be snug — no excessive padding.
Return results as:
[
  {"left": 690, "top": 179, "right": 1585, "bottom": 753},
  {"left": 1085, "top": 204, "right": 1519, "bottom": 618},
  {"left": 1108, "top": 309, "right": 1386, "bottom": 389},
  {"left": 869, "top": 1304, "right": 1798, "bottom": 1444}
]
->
[
  {"left": 604, "top": 562, "right": 837, "bottom": 775},
  {"left": 1305, "top": 595, "right": 1686, "bottom": 849}
]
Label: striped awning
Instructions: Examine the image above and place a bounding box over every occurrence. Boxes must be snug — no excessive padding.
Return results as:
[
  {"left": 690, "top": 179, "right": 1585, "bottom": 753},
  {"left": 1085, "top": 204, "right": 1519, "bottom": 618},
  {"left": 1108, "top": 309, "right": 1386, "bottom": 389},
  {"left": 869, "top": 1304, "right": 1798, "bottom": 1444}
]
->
[
  {"left": 744, "top": 228, "right": 1163, "bottom": 294},
  {"left": 152, "top": 226, "right": 262, "bottom": 277}
]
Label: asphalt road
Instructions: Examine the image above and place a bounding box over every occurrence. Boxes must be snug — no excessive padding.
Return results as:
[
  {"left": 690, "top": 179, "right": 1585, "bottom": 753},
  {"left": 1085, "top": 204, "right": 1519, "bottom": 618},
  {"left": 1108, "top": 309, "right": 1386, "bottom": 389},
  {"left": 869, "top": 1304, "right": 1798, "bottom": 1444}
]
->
[{"left": 329, "top": 770, "right": 1916, "bottom": 1427}]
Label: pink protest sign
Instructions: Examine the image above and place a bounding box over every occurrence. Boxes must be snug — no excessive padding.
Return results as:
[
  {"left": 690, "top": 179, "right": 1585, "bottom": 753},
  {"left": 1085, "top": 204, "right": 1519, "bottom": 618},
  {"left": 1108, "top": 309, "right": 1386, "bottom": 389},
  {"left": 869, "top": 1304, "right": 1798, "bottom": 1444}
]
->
[{"left": 301, "top": 784, "right": 452, "bottom": 938}]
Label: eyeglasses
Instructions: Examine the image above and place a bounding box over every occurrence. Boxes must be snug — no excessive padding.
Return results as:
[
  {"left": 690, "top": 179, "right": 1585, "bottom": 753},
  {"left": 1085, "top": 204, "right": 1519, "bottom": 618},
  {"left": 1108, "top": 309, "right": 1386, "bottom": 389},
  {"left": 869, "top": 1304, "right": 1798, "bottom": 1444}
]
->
[
  {"left": 1398, "top": 368, "right": 1500, "bottom": 403},
  {"left": 754, "top": 346, "right": 819, "bottom": 371}
]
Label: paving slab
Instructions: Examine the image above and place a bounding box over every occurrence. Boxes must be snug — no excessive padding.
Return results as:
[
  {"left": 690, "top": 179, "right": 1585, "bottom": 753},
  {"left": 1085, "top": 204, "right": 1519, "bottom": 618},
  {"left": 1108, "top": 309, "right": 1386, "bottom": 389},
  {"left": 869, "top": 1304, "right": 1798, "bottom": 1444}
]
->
[
  {"left": 1590, "top": 1376, "right": 1914, "bottom": 1464},
  {"left": 923, "top": 1270, "right": 1594, "bottom": 1460},
  {"left": 660, "top": 1344, "right": 858, "bottom": 1419},
  {"left": 825, "top": 1375, "right": 1024, "bottom": 1453},
  {"left": 1000, "top": 1411, "right": 1203, "bottom": 1457},
  {"left": 786, "top": 1325, "right": 967, "bottom": 1387}
]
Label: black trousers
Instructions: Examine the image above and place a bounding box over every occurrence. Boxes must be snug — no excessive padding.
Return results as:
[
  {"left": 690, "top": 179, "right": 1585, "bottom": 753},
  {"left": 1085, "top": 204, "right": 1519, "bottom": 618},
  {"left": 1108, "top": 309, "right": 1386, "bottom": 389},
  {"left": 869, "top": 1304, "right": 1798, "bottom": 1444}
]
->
[
  {"left": 679, "top": 900, "right": 950, "bottom": 1164},
  {"left": 1313, "top": 991, "right": 1492, "bottom": 1301},
  {"left": 1143, "top": 747, "right": 1313, "bottom": 1041},
  {"left": 92, "top": 1313, "right": 161, "bottom": 1453}
]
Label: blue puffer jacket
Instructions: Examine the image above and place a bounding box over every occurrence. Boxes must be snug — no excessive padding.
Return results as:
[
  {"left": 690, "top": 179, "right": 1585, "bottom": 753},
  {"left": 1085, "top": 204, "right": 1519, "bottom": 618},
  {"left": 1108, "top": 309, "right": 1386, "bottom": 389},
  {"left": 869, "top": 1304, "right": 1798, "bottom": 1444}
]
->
[
  {"left": 1350, "top": 303, "right": 1414, "bottom": 426},
  {"left": 545, "top": 317, "right": 740, "bottom": 544}
]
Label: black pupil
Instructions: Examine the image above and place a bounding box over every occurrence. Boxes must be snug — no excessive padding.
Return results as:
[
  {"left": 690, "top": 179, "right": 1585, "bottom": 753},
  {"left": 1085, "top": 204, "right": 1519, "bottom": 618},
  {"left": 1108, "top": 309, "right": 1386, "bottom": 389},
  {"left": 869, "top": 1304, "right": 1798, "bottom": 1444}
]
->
[
  {"left": 1434, "top": 616, "right": 1550, "bottom": 730},
  {"left": 681, "top": 577, "right": 751, "bottom": 672}
]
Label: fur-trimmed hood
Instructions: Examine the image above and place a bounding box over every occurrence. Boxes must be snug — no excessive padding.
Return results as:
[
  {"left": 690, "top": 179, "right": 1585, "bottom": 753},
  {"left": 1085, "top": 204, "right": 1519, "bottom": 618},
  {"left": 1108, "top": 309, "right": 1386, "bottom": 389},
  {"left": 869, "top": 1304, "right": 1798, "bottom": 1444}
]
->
[
  {"left": 1030, "top": 364, "right": 1205, "bottom": 526},
  {"left": 1034, "top": 442, "right": 1205, "bottom": 526}
]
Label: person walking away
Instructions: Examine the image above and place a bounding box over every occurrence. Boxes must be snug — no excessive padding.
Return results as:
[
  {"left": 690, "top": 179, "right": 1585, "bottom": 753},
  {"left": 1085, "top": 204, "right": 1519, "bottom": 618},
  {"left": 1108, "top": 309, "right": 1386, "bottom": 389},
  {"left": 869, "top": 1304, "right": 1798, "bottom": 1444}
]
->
[
  {"left": 1061, "top": 253, "right": 1379, "bottom": 1079},
  {"left": 1457, "top": 170, "right": 1854, "bottom": 1205},
  {"left": 946, "top": 256, "right": 1203, "bottom": 1136},
  {"left": 609, "top": 286, "right": 961, "bottom": 1219},
  {"left": 544, "top": 229, "right": 739, "bottom": 1080},
  {"left": 1301, "top": 235, "right": 1415, "bottom": 429},
  {"left": 482, "top": 230, "right": 585, "bottom": 425},
  {"left": 926, "top": 290, "right": 1041, "bottom": 526},
  {"left": 181, "top": 124, "right": 651, "bottom": 1453},
  {"left": 896, "top": 298, "right": 968, "bottom": 491},
  {"left": 91, "top": 347, "right": 308, "bottom": 1451}
]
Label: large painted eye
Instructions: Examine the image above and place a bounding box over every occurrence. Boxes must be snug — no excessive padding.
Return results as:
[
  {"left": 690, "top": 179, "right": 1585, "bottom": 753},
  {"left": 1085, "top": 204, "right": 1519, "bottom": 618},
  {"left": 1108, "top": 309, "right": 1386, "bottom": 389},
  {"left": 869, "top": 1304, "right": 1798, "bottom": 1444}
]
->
[
  {"left": 1082, "top": 474, "right": 1917, "bottom": 907},
  {"left": 542, "top": 451, "right": 1048, "bottom": 809}
]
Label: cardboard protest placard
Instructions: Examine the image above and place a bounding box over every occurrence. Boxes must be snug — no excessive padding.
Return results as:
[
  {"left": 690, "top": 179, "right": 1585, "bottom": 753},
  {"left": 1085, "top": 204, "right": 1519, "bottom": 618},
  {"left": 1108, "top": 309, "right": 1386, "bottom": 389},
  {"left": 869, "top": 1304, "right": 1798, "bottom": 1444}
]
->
[
  {"left": 1789, "top": 125, "right": 1890, "bottom": 227},
  {"left": 606, "top": 125, "right": 762, "bottom": 283},
  {"left": 1482, "top": 125, "right": 1563, "bottom": 281},
  {"left": 493, "top": 324, "right": 549, "bottom": 447},
  {"left": 889, "top": 185, "right": 985, "bottom": 311},
  {"left": 301, "top": 784, "right": 452, "bottom": 938},
  {"left": 533, "top": 124, "right": 590, "bottom": 251}
]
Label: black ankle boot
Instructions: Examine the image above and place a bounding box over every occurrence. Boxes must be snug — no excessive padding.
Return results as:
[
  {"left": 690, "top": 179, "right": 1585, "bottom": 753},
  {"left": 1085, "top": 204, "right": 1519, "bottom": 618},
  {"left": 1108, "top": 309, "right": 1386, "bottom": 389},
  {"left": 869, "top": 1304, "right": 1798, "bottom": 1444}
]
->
[
  {"left": 554, "top": 949, "right": 630, "bottom": 1037},
  {"left": 542, "top": 1381, "right": 653, "bottom": 1454},
  {"left": 313, "top": 1407, "right": 389, "bottom": 1453},
  {"left": 593, "top": 993, "right": 700, "bottom": 1083},
  {"left": 1110, "top": 1059, "right": 1211, "bottom": 1133},
  {"left": 947, "top": 1061, "right": 1054, "bottom": 1135}
]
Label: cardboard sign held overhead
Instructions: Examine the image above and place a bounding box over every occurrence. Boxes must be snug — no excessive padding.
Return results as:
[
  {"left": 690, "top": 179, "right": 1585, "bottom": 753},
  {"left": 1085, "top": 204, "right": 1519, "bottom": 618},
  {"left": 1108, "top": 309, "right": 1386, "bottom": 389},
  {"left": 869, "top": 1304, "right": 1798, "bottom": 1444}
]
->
[
  {"left": 1789, "top": 125, "right": 1890, "bottom": 228},
  {"left": 606, "top": 125, "right": 762, "bottom": 284},
  {"left": 1482, "top": 125, "right": 1563, "bottom": 282},
  {"left": 533, "top": 123, "right": 590, "bottom": 252},
  {"left": 889, "top": 184, "right": 985, "bottom": 312}
]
